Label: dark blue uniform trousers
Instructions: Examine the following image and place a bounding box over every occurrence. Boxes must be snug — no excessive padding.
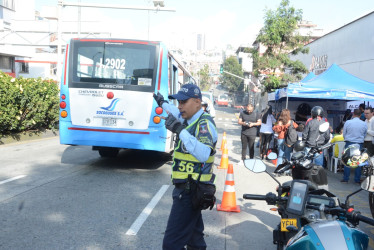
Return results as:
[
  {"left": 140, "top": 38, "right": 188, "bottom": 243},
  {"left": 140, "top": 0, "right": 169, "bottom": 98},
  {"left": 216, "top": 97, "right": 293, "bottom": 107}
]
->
[{"left": 163, "top": 186, "right": 206, "bottom": 250}]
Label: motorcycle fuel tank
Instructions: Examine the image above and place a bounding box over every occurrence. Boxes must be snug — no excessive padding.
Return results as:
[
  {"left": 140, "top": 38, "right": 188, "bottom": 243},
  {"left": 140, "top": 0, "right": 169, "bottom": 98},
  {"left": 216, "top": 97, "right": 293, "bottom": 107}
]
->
[{"left": 286, "top": 220, "right": 368, "bottom": 249}]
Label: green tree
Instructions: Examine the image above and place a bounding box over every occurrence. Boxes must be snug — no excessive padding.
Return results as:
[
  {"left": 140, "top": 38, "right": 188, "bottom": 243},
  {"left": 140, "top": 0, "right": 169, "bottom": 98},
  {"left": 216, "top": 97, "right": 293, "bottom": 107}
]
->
[
  {"left": 220, "top": 56, "right": 244, "bottom": 92},
  {"left": 251, "top": 0, "right": 309, "bottom": 92},
  {"left": 197, "top": 64, "right": 210, "bottom": 91}
]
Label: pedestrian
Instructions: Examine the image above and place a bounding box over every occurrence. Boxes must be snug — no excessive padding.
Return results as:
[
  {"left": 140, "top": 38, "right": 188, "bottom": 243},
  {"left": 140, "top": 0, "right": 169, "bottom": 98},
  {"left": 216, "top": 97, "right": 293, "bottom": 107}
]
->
[
  {"left": 302, "top": 106, "right": 330, "bottom": 167},
  {"left": 359, "top": 103, "right": 366, "bottom": 121},
  {"left": 238, "top": 103, "right": 261, "bottom": 162},
  {"left": 259, "top": 105, "right": 276, "bottom": 159},
  {"left": 341, "top": 109, "right": 367, "bottom": 183},
  {"left": 343, "top": 109, "right": 353, "bottom": 122},
  {"left": 272, "top": 109, "right": 297, "bottom": 166},
  {"left": 153, "top": 83, "right": 217, "bottom": 250},
  {"left": 335, "top": 109, "right": 353, "bottom": 133},
  {"left": 364, "top": 107, "right": 374, "bottom": 156}
]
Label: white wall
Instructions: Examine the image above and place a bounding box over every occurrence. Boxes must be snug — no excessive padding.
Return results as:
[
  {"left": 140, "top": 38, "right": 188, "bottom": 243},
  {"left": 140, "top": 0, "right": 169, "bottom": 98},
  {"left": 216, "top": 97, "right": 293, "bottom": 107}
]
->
[
  {"left": 14, "top": 0, "right": 35, "bottom": 21},
  {"left": 290, "top": 12, "right": 374, "bottom": 83}
]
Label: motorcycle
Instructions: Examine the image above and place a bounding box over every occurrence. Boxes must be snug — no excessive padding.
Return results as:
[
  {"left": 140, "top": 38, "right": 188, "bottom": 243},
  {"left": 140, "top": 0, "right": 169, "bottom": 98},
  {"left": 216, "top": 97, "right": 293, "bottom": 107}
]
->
[
  {"left": 360, "top": 155, "right": 374, "bottom": 219},
  {"left": 274, "top": 121, "right": 332, "bottom": 191},
  {"left": 274, "top": 143, "right": 331, "bottom": 191},
  {"left": 243, "top": 154, "right": 374, "bottom": 250}
]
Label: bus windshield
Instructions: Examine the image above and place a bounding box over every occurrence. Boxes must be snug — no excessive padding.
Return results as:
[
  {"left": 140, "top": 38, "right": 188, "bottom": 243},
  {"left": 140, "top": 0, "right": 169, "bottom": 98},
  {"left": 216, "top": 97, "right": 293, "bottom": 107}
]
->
[{"left": 70, "top": 40, "right": 157, "bottom": 89}]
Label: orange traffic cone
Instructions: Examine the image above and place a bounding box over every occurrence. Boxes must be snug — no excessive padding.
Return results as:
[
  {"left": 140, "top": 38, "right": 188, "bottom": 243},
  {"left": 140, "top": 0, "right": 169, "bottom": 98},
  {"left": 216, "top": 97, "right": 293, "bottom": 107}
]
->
[
  {"left": 218, "top": 141, "right": 229, "bottom": 169},
  {"left": 217, "top": 164, "right": 240, "bottom": 212},
  {"left": 220, "top": 132, "right": 227, "bottom": 151},
  {"left": 267, "top": 149, "right": 277, "bottom": 166}
]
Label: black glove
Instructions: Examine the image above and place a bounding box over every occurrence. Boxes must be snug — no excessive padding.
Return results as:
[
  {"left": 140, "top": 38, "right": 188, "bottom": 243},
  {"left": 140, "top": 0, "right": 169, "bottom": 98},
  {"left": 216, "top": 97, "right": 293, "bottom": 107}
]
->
[
  {"left": 153, "top": 92, "right": 168, "bottom": 107},
  {"left": 165, "top": 114, "right": 185, "bottom": 134}
]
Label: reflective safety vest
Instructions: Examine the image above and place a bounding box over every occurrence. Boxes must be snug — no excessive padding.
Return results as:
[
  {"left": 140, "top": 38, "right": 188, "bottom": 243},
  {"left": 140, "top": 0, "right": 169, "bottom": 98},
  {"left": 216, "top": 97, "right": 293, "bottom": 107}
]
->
[{"left": 172, "top": 113, "right": 217, "bottom": 184}]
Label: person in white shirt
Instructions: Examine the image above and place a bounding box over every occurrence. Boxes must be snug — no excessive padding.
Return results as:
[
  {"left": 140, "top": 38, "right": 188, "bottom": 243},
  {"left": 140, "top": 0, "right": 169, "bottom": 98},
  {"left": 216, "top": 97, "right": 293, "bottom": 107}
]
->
[
  {"left": 259, "top": 105, "right": 276, "bottom": 159},
  {"left": 364, "top": 107, "right": 374, "bottom": 156}
]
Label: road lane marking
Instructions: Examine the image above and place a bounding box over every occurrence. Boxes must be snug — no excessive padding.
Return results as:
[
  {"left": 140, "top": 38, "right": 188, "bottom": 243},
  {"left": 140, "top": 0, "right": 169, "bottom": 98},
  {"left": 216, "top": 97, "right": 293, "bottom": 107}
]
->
[
  {"left": 126, "top": 184, "right": 169, "bottom": 235},
  {"left": 0, "top": 175, "right": 27, "bottom": 185}
]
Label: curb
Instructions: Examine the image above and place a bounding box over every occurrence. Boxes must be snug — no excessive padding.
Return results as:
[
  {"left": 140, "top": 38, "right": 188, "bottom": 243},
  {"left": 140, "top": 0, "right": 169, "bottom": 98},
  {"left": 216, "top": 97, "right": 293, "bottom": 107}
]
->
[{"left": 0, "top": 130, "right": 59, "bottom": 145}]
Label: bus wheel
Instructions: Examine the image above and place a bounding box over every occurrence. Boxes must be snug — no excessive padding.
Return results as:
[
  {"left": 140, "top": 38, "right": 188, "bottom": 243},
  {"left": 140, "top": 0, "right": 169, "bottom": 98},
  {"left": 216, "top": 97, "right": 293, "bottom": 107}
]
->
[{"left": 98, "top": 148, "right": 119, "bottom": 158}]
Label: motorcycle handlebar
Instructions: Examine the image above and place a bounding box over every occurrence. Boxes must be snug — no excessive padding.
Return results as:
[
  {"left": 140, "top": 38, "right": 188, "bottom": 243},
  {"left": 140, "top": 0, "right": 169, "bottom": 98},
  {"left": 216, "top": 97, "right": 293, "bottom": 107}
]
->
[
  {"left": 306, "top": 204, "right": 374, "bottom": 226},
  {"left": 348, "top": 212, "right": 374, "bottom": 226},
  {"left": 243, "top": 194, "right": 267, "bottom": 200}
]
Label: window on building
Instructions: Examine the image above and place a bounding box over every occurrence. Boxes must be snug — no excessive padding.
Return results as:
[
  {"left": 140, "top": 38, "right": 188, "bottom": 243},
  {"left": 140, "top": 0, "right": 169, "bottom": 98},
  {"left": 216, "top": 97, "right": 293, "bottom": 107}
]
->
[
  {"left": 0, "top": 55, "right": 14, "bottom": 71},
  {"left": 20, "top": 62, "right": 29, "bottom": 73},
  {"left": 50, "top": 64, "right": 57, "bottom": 75},
  {"left": 0, "top": 0, "right": 15, "bottom": 10}
]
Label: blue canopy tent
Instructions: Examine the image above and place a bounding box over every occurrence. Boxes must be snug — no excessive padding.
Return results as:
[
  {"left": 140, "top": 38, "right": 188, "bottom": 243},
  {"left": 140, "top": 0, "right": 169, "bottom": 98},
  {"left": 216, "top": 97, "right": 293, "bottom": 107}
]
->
[
  {"left": 269, "top": 64, "right": 374, "bottom": 129},
  {"left": 276, "top": 64, "right": 374, "bottom": 107},
  {"left": 300, "top": 71, "right": 316, "bottom": 82},
  {"left": 274, "top": 72, "right": 316, "bottom": 101}
]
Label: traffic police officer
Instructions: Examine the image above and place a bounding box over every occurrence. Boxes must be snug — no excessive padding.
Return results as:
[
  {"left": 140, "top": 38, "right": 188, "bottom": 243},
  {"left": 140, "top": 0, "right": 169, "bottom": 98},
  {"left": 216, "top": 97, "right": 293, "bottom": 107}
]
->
[{"left": 154, "top": 83, "right": 217, "bottom": 250}]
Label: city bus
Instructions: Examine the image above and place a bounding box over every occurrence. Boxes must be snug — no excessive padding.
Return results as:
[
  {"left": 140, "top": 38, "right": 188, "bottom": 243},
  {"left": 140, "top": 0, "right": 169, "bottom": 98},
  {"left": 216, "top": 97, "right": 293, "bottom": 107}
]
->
[{"left": 59, "top": 38, "right": 195, "bottom": 157}]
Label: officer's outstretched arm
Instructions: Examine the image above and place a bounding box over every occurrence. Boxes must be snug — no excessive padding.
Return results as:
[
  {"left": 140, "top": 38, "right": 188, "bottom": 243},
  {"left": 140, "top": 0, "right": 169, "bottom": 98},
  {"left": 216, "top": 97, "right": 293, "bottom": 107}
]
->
[{"left": 178, "top": 120, "right": 217, "bottom": 163}]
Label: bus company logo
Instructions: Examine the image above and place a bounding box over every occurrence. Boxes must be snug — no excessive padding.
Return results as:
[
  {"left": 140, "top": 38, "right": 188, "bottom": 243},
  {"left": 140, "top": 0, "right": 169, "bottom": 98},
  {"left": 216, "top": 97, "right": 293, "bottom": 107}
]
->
[
  {"left": 96, "top": 98, "right": 124, "bottom": 116},
  {"left": 78, "top": 89, "right": 104, "bottom": 97}
]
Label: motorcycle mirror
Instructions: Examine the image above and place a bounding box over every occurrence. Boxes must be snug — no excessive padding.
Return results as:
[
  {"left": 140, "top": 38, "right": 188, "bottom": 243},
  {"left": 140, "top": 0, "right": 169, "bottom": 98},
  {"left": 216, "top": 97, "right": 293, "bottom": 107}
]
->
[
  {"left": 361, "top": 176, "right": 374, "bottom": 192},
  {"left": 267, "top": 152, "right": 277, "bottom": 160},
  {"left": 244, "top": 159, "right": 267, "bottom": 173},
  {"left": 319, "top": 122, "right": 329, "bottom": 133}
]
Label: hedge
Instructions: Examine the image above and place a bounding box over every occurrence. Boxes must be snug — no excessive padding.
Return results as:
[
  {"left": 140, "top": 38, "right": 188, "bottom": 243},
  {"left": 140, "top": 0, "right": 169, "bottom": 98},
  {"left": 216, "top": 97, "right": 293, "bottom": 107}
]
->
[{"left": 0, "top": 71, "right": 59, "bottom": 133}]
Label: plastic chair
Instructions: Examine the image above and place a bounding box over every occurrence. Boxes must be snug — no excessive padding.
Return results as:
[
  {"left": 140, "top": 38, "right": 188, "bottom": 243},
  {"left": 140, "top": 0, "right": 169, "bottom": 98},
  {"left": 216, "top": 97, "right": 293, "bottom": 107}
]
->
[{"left": 330, "top": 141, "right": 345, "bottom": 173}]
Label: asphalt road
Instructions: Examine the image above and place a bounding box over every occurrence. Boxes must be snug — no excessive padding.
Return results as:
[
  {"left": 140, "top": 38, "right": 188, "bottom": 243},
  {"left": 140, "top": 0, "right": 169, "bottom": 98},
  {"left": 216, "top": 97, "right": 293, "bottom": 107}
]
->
[{"left": 0, "top": 106, "right": 373, "bottom": 249}]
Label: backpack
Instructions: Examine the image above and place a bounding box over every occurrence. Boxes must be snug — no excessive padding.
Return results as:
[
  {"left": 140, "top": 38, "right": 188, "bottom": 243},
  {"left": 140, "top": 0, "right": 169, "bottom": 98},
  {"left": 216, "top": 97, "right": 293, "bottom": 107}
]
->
[{"left": 284, "top": 120, "right": 298, "bottom": 146}]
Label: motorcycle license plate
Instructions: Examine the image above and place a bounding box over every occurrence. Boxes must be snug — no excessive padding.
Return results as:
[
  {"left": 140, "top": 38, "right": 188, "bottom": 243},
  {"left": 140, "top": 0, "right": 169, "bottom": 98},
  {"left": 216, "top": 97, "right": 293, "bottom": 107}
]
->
[{"left": 281, "top": 219, "right": 297, "bottom": 232}]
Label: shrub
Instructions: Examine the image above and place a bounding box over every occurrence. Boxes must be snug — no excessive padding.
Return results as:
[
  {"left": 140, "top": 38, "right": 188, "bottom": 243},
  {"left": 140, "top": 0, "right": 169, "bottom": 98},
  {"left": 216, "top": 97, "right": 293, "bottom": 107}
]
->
[{"left": 0, "top": 71, "right": 59, "bottom": 133}]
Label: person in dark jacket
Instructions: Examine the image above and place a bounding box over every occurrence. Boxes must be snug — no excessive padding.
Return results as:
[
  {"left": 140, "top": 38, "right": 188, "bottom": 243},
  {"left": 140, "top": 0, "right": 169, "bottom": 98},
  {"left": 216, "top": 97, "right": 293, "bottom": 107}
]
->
[
  {"left": 238, "top": 104, "right": 261, "bottom": 161},
  {"left": 302, "top": 106, "right": 331, "bottom": 166}
]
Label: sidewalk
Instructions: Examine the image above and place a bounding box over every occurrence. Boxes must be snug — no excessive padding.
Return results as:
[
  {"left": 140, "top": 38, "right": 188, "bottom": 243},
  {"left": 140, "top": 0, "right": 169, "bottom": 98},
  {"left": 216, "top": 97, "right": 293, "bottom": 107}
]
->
[{"left": 0, "top": 130, "right": 59, "bottom": 145}]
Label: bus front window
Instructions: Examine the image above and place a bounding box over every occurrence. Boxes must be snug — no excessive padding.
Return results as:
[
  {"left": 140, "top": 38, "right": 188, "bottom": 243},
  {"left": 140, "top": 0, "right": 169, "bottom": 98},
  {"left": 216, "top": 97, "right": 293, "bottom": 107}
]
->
[{"left": 72, "top": 41, "right": 156, "bottom": 88}]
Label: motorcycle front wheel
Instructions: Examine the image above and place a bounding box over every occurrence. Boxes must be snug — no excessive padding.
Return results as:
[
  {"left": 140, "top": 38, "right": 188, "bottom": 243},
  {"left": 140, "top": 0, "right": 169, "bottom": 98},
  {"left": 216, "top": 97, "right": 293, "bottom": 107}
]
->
[{"left": 369, "top": 192, "right": 374, "bottom": 218}]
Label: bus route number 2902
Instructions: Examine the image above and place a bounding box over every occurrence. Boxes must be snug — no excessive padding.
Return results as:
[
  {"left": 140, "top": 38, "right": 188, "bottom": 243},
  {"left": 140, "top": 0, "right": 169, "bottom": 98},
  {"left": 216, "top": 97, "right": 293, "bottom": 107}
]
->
[
  {"left": 179, "top": 161, "right": 194, "bottom": 173},
  {"left": 99, "top": 58, "right": 126, "bottom": 70}
]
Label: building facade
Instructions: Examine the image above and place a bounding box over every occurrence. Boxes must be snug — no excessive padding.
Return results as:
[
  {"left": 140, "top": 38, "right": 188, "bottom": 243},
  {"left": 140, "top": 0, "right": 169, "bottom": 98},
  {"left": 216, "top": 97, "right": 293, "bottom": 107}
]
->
[
  {"left": 289, "top": 11, "right": 374, "bottom": 82},
  {"left": 0, "top": 0, "right": 110, "bottom": 81}
]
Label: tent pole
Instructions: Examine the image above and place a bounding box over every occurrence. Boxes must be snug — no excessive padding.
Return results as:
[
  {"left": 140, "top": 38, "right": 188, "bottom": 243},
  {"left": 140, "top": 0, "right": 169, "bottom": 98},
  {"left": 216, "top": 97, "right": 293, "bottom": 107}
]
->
[{"left": 286, "top": 94, "right": 289, "bottom": 109}]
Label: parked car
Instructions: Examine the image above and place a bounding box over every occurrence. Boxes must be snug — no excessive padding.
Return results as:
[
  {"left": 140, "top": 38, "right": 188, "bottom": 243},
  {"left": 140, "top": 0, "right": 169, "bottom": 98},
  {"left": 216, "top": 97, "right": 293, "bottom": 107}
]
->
[{"left": 217, "top": 94, "right": 229, "bottom": 107}]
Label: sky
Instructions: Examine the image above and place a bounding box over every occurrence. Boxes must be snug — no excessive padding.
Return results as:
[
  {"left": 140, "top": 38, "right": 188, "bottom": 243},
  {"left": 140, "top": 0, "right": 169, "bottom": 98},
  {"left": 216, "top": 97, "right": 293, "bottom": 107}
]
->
[{"left": 34, "top": 0, "right": 374, "bottom": 50}]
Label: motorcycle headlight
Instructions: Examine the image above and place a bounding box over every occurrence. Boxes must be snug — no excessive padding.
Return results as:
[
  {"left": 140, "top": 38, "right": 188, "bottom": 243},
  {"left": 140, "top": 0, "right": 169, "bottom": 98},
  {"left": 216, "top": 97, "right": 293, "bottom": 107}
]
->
[{"left": 301, "top": 159, "right": 312, "bottom": 167}]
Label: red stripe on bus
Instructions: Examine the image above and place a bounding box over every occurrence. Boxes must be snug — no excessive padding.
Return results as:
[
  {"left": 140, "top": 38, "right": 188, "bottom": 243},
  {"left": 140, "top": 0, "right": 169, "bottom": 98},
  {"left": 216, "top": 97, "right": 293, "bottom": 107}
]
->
[
  {"left": 68, "top": 127, "right": 150, "bottom": 134},
  {"left": 64, "top": 44, "right": 69, "bottom": 85},
  {"left": 157, "top": 48, "right": 163, "bottom": 91},
  {"left": 75, "top": 39, "right": 149, "bottom": 44},
  {"left": 15, "top": 60, "right": 57, "bottom": 64}
]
